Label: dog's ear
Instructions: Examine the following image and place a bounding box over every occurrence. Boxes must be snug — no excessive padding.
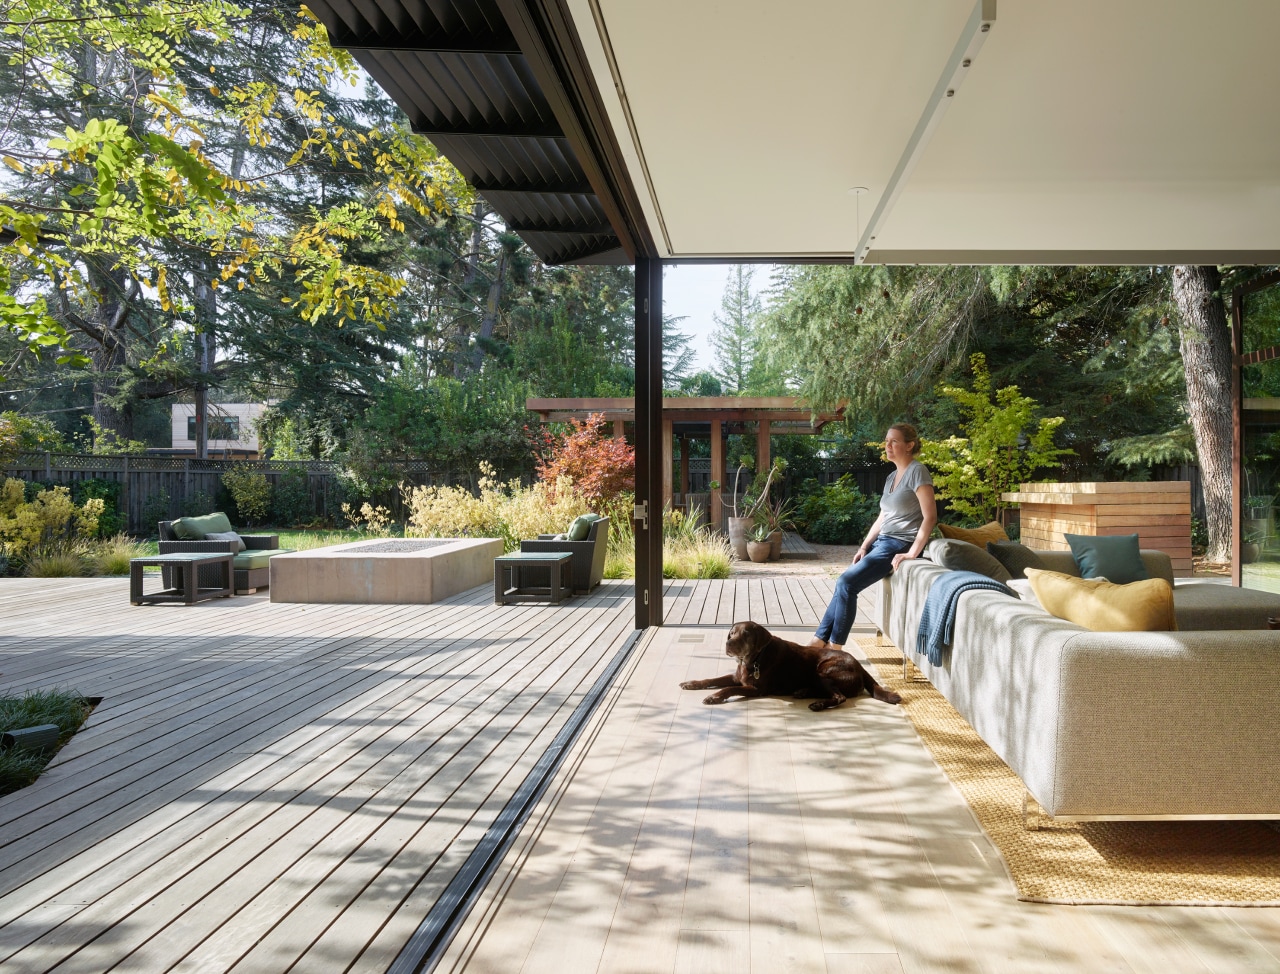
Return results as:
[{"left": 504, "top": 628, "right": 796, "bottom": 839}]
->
[{"left": 746, "top": 621, "right": 771, "bottom": 653}]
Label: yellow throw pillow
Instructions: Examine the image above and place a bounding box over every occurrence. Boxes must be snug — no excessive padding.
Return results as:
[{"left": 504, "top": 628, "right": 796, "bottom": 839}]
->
[
  {"left": 938, "top": 520, "right": 1008, "bottom": 546},
  {"left": 1024, "top": 568, "right": 1176, "bottom": 632}
]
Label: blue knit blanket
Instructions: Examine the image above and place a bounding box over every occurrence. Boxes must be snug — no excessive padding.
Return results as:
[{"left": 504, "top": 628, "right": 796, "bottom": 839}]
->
[{"left": 916, "top": 571, "right": 1015, "bottom": 666}]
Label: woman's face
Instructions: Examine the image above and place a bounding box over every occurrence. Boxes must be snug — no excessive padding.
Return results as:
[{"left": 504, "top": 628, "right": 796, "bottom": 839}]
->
[{"left": 884, "top": 429, "right": 914, "bottom": 463}]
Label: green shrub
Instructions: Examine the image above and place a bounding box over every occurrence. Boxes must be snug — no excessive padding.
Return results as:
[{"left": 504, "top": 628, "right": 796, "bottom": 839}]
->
[
  {"left": 90, "top": 534, "right": 148, "bottom": 575},
  {"left": 74, "top": 479, "right": 124, "bottom": 536},
  {"left": 140, "top": 487, "right": 172, "bottom": 534},
  {"left": 0, "top": 690, "right": 95, "bottom": 795},
  {"left": 0, "top": 478, "right": 103, "bottom": 561},
  {"left": 221, "top": 468, "right": 272, "bottom": 525},
  {"left": 272, "top": 467, "right": 313, "bottom": 526},
  {"left": 23, "top": 542, "right": 90, "bottom": 577},
  {"left": 795, "top": 475, "right": 879, "bottom": 546}
]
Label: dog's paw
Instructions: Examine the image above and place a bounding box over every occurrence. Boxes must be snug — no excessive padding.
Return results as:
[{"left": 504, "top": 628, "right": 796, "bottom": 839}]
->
[
  {"left": 679, "top": 681, "right": 699, "bottom": 690},
  {"left": 874, "top": 687, "right": 903, "bottom": 705},
  {"left": 703, "top": 694, "right": 726, "bottom": 705}
]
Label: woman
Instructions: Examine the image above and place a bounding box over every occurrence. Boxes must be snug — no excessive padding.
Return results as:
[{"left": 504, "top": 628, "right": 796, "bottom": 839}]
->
[{"left": 808, "top": 422, "right": 936, "bottom": 652}]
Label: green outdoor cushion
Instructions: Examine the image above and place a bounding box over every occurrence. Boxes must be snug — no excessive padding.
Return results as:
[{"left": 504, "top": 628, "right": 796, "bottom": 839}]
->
[
  {"left": 986, "top": 540, "right": 1047, "bottom": 580},
  {"left": 1065, "top": 533, "right": 1150, "bottom": 585},
  {"left": 172, "top": 512, "right": 234, "bottom": 540},
  {"left": 926, "top": 538, "right": 1012, "bottom": 582},
  {"left": 566, "top": 515, "right": 595, "bottom": 541},
  {"left": 233, "top": 548, "right": 292, "bottom": 570}
]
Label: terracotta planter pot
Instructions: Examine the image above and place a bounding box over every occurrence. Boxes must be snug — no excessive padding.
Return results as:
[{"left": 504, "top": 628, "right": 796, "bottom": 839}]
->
[
  {"left": 727, "top": 516, "right": 752, "bottom": 560},
  {"left": 769, "top": 529, "right": 784, "bottom": 561},
  {"left": 747, "top": 540, "right": 772, "bottom": 563}
]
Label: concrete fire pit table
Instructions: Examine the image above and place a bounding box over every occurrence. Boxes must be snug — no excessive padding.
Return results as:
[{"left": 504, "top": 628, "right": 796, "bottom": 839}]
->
[{"left": 269, "top": 537, "right": 504, "bottom": 604}]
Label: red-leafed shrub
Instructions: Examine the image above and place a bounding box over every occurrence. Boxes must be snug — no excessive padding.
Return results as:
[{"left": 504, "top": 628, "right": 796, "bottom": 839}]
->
[{"left": 536, "top": 413, "right": 635, "bottom": 506}]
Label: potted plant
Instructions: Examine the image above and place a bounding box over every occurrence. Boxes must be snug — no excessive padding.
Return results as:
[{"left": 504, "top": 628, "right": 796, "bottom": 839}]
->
[
  {"left": 726, "top": 458, "right": 754, "bottom": 560},
  {"left": 763, "top": 495, "right": 795, "bottom": 561},
  {"left": 1242, "top": 526, "right": 1264, "bottom": 565},
  {"left": 746, "top": 522, "right": 772, "bottom": 563},
  {"left": 1244, "top": 495, "right": 1273, "bottom": 520}
]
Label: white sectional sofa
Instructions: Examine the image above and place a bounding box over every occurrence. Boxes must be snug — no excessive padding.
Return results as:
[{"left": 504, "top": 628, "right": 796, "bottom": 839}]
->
[{"left": 873, "top": 550, "right": 1280, "bottom": 821}]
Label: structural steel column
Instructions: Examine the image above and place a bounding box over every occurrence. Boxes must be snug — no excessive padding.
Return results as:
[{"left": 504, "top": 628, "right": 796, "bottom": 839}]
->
[
  {"left": 709, "top": 420, "right": 723, "bottom": 531},
  {"left": 1232, "top": 292, "right": 1244, "bottom": 587},
  {"left": 634, "top": 258, "right": 664, "bottom": 627},
  {"left": 662, "top": 418, "right": 674, "bottom": 513}
]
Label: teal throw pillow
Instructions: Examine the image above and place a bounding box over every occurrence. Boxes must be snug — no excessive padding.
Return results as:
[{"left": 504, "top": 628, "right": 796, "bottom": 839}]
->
[
  {"left": 566, "top": 515, "right": 595, "bottom": 541},
  {"left": 1065, "top": 533, "right": 1149, "bottom": 584}
]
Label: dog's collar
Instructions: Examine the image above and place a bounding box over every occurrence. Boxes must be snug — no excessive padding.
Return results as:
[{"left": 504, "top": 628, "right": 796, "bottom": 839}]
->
[{"left": 751, "top": 662, "right": 760, "bottom": 680}]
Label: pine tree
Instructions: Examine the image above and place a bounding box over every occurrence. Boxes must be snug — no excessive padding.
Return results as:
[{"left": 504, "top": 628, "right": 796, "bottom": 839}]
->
[{"left": 710, "top": 266, "right": 762, "bottom": 394}]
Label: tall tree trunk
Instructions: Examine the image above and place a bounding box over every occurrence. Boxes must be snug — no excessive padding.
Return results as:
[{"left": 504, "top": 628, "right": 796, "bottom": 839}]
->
[
  {"left": 469, "top": 246, "right": 507, "bottom": 372},
  {"left": 1172, "top": 265, "right": 1233, "bottom": 563},
  {"left": 89, "top": 264, "right": 133, "bottom": 440}
]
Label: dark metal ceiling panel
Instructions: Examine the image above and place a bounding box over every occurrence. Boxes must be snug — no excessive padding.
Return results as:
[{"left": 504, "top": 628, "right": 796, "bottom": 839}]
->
[{"left": 311, "top": 0, "right": 631, "bottom": 264}]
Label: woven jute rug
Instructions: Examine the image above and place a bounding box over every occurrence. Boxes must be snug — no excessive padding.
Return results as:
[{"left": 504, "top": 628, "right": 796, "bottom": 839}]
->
[{"left": 855, "top": 637, "right": 1280, "bottom": 906}]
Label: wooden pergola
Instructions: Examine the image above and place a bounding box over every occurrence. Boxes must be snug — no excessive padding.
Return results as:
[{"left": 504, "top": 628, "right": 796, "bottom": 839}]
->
[{"left": 527, "top": 397, "right": 845, "bottom": 526}]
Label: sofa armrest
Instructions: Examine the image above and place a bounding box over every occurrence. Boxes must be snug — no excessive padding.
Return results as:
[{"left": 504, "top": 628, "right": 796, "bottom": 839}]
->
[
  {"left": 241, "top": 534, "right": 280, "bottom": 550},
  {"left": 158, "top": 539, "right": 235, "bottom": 554}
]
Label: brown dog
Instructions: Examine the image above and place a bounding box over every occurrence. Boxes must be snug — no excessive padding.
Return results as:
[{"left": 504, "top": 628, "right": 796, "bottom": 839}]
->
[{"left": 679, "top": 620, "right": 902, "bottom": 710}]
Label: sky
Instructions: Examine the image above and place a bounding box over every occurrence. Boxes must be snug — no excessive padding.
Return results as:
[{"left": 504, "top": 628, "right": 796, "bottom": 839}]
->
[{"left": 661, "top": 264, "right": 775, "bottom": 373}]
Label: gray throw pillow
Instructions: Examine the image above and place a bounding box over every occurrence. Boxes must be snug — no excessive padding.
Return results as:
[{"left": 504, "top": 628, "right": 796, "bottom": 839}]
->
[
  {"left": 986, "top": 540, "right": 1047, "bottom": 580},
  {"left": 926, "top": 538, "right": 1012, "bottom": 582},
  {"left": 205, "top": 530, "right": 246, "bottom": 553}
]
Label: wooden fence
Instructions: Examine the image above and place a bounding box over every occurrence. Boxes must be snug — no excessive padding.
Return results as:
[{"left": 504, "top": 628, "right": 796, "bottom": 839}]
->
[{"left": 1, "top": 453, "right": 459, "bottom": 534}]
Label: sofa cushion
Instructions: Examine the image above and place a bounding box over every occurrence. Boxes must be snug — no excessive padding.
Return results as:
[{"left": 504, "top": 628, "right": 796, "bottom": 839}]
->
[
  {"left": 938, "top": 520, "right": 1008, "bottom": 546},
  {"left": 986, "top": 540, "right": 1046, "bottom": 579},
  {"left": 234, "top": 548, "right": 292, "bottom": 570},
  {"left": 926, "top": 539, "right": 1012, "bottom": 582},
  {"left": 1065, "top": 533, "right": 1149, "bottom": 584},
  {"left": 171, "top": 512, "right": 234, "bottom": 540},
  {"left": 1173, "top": 582, "right": 1280, "bottom": 631},
  {"left": 566, "top": 515, "right": 596, "bottom": 541},
  {"left": 205, "top": 530, "right": 245, "bottom": 553},
  {"left": 1025, "top": 568, "right": 1175, "bottom": 631}
]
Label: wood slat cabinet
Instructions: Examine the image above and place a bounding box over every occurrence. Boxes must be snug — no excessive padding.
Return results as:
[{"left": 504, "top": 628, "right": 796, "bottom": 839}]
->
[{"left": 1001, "top": 481, "right": 1193, "bottom": 576}]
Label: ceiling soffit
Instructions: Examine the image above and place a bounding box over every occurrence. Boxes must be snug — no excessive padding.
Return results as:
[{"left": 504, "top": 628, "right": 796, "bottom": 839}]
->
[
  {"left": 570, "top": 0, "right": 1280, "bottom": 264},
  {"left": 309, "top": 0, "right": 648, "bottom": 264}
]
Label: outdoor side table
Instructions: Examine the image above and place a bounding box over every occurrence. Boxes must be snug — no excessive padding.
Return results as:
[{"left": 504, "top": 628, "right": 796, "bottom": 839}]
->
[
  {"left": 494, "top": 551, "right": 574, "bottom": 605},
  {"left": 130, "top": 553, "right": 234, "bottom": 605}
]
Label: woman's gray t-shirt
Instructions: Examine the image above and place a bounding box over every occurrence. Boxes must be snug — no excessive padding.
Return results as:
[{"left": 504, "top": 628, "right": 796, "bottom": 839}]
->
[{"left": 879, "top": 460, "right": 933, "bottom": 542}]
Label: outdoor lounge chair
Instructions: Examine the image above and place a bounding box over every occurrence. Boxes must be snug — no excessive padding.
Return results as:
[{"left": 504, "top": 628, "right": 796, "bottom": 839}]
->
[
  {"left": 519, "top": 517, "right": 609, "bottom": 595},
  {"left": 158, "top": 512, "right": 291, "bottom": 594}
]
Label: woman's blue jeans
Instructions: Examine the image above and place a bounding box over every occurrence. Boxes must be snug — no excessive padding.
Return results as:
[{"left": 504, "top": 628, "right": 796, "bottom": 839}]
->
[{"left": 815, "top": 536, "right": 911, "bottom": 646}]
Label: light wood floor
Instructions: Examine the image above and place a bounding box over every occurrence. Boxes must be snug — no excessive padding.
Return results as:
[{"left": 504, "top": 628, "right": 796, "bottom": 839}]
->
[{"left": 440, "top": 623, "right": 1280, "bottom": 974}]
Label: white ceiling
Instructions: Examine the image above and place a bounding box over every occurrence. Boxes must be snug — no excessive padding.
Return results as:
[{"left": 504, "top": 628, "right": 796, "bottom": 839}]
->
[{"left": 568, "top": 0, "right": 1280, "bottom": 263}]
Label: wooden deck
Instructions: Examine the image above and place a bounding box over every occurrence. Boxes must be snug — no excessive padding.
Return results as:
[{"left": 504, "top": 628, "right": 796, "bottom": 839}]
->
[
  {"left": 0, "top": 576, "right": 837, "bottom": 972},
  {"left": 5, "top": 576, "right": 1277, "bottom": 973}
]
